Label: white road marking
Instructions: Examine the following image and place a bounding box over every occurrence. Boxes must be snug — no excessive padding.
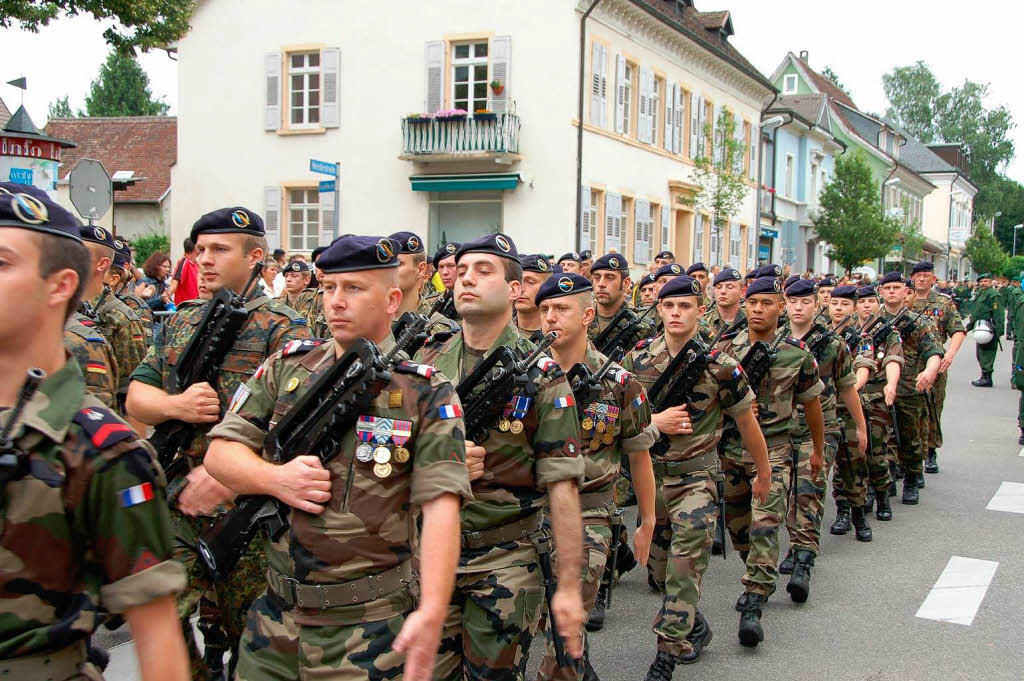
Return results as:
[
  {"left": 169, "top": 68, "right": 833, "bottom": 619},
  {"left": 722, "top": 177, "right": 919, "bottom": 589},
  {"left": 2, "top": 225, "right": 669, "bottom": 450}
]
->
[
  {"left": 986, "top": 481, "right": 1024, "bottom": 514},
  {"left": 916, "top": 556, "right": 998, "bottom": 626},
  {"left": 1018, "top": 447, "right": 1024, "bottom": 457}
]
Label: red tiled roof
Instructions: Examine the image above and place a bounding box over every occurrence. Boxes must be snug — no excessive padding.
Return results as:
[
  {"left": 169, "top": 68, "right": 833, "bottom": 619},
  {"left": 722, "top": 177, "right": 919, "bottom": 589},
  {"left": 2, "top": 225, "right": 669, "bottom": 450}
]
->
[
  {"left": 696, "top": 10, "right": 730, "bottom": 31},
  {"left": 43, "top": 116, "right": 176, "bottom": 203},
  {"left": 796, "top": 56, "right": 856, "bottom": 109}
]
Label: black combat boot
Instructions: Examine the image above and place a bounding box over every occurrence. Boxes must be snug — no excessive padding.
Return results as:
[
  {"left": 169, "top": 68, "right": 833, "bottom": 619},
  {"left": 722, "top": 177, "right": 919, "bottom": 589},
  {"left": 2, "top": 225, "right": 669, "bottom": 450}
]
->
[
  {"left": 786, "top": 550, "right": 815, "bottom": 603},
  {"left": 875, "top": 491, "right": 893, "bottom": 521},
  {"left": 888, "top": 480, "right": 897, "bottom": 498},
  {"left": 902, "top": 472, "right": 920, "bottom": 504},
  {"left": 924, "top": 449, "right": 939, "bottom": 474},
  {"left": 582, "top": 652, "right": 601, "bottom": 681},
  {"left": 737, "top": 593, "right": 765, "bottom": 647},
  {"left": 892, "top": 463, "right": 904, "bottom": 480},
  {"left": 616, "top": 537, "right": 637, "bottom": 578},
  {"left": 645, "top": 651, "right": 677, "bottom": 681},
  {"left": 648, "top": 574, "right": 663, "bottom": 593},
  {"left": 851, "top": 506, "right": 873, "bottom": 542},
  {"left": 586, "top": 585, "right": 608, "bottom": 632},
  {"left": 865, "top": 486, "right": 876, "bottom": 513},
  {"left": 778, "top": 548, "right": 796, "bottom": 575},
  {"left": 734, "top": 591, "right": 751, "bottom": 612},
  {"left": 972, "top": 372, "right": 993, "bottom": 387},
  {"left": 829, "top": 501, "right": 851, "bottom": 535},
  {"left": 680, "top": 610, "right": 713, "bottom": 664}
]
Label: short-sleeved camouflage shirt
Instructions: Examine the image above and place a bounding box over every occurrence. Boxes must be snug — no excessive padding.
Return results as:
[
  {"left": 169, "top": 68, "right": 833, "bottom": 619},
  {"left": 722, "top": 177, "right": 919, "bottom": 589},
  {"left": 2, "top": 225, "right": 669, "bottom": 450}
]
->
[
  {"left": 0, "top": 360, "right": 184, "bottom": 658},
  {"left": 881, "top": 308, "right": 942, "bottom": 397},
  {"left": 116, "top": 288, "right": 155, "bottom": 344},
  {"left": 64, "top": 312, "right": 119, "bottom": 410},
  {"left": 93, "top": 287, "right": 148, "bottom": 393},
  {"left": 276, "top": 288, "right": 319, "bottom": 322},
  {"left": 587, "top": 303, "right": 657, "bottom": 347},
  {"left": 794, "top": 332, "right": 855, "bottom": 434},
  {"left": 912, "top": 289, "right": 964, "bottom": 346},
  {"left": 623, "top": 334, "right": 752, "bottom": 462}
]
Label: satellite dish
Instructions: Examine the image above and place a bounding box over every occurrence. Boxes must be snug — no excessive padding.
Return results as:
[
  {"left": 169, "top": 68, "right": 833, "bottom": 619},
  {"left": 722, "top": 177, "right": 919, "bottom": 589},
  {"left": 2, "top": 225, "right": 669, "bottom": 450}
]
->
[{"left": 69, "top": 158, "right": 112, "bottom": 220}]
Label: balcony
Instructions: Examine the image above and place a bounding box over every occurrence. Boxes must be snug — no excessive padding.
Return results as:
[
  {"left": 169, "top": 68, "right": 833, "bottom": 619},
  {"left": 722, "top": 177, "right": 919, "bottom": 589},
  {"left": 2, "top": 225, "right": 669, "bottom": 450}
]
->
[
  {"left": 399, "top": 113, "right": 521, "bottom": 163},
  {"left": 760, "top": 190, "right": 774, "bottom": 216}
]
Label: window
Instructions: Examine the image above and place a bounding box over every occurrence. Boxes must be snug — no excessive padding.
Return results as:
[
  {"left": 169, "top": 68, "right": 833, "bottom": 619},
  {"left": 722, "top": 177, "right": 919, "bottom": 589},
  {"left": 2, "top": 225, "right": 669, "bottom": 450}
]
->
[
  {"left": 783, "top": 74, "right": 798, "bottom": 95},
  {"left": 810, "top": 162, "right": 818, "bottom": 205},
  {"left": 693, "top": 213, "right": 704, "bottom": 262},
  {"left": 634, "top": 200, "right": 653, "bottom": 264},
  {"left": 605, "top": 193, "right": 623, "bottom": 253},
  {"left": 452, "top": 41, "right": 489, "bottom": 112},
  {"left": 648, "top": 76, "right": 660, "bottom": 145},
  {"left": 289, "top": 52, "right": 321, "bottom": 126},
  {"left": 729, "top": 223, "right": 741, "bottom": 268},
  {"left": 590, "top": 43, "right": 608, "bottom": 127},
  {"left": 579, "top": 187, "right": 598, "bottom": 254},
  {"left": 288, "top": 189, "right": 320, "bottom": 251},
  {"left": 785, "top": 155, "right": 794, "bottom": 198}
]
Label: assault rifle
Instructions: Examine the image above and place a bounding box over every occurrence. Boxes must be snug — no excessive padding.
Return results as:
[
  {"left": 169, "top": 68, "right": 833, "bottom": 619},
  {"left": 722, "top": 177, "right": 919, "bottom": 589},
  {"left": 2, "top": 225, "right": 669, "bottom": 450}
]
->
[
  {"left": 0, "top": 369, "right": 45, "bottom": 485},
  {"left": 647, "top": 337, "right": 713, "bottom": 458},
  {"left": 594, "top": 304, "right": 658, "bottom": 361},
  {"left": 799, "top": 310, "right": 833, "bottom": 362},
  {"left": 429, "top": 289, "right": 458, "bottom": 321},
  {"left": 567, "top": 353, "right": 617, "bottom": 418},
  {"left": 149, "top": 264, "right": 264, "bottom": 485}
]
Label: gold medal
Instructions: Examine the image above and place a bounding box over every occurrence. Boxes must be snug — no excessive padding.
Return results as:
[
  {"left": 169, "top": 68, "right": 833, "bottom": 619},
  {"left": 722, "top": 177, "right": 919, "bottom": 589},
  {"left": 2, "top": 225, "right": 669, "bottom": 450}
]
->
[
  {"left": 603, "top": 432, "right": 614, "bottom": 444},
  {"left": 393, "top": 446, "right": 410, "bottom": 463},
  {"left": 509, "top": 420, "right": 524, "bottom": 435},
  {"left": 499, "top": 418, "right": 511, "bottom": 432},
  {"left": 285, "top": 377, "right": 299, "bottom": 392},
  {"left": 581, "top": 417, "right": 594, "bottom": 431},
  {"left": 373, "top": 446, "right": 392, "bottom": 464},
  {"left": 373, "top": 462, "right": 392, "bottom": 478},
  {"left": 596, "top": 421, "right": 607, "bottom": 433},
  {"left": 591, "top": 436, "right": 603, "bottom": 450}
]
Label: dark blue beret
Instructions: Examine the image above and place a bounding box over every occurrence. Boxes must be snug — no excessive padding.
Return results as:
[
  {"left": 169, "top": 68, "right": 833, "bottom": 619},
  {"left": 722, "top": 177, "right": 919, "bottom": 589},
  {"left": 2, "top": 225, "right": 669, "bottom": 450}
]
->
[
  {"left": 655, "top": 263, "right": 685, "bottom": 280},
  {"left": 784, "top": 275, "right": 801, "bottom": 289},
  {"left": 713, "top": 268, "right": 742, "bottom": 285},
  {"left": 311, "top": 246, "right": 328, "bottom": 264},
  {"left": 745, "top": 276, "right": 783, "bottom": 298},
  {"left": 745, "top": 269, "right": 758, "bottom": 281},
  {"left": 0, "top": 183, "right": 82, "bottom": 242},
  {"left": 654, "top": 250, "right": 674, "bottom": 260},
  {"left": 857, "top": 285, "right": 878, "bottom": 299},
  {"left": 317, "top": 235, "right": 399, "bottom": 273},
  {"left": 686, "top": 262, "right": 708, "bottom": 275},
  {"left": 535, "top": 273, "right": 592, "bottom": 306},
  {"left": 911, "top": 261, "right": 934, "bottom": 275},
  {"left": 111, "top": 238, "right": 131, "bottom": 269},
  {"left": 579, "top": 250, "right": 592, "bottom": 261},
  {"left": 784, "top": 278, "right": 817, "bottom": 297},
  {"left": 557, "top": 251, "right": 582, "bottom": 264},
  {"left": 638, "top": 273, "right": 657, "bottom": 288},
  {"left": 190, "top": 206, "right": 264, "bottom": 243},
  {"left": 818, "top": 276, "right": 838, "bottom": 287},
  {"left": 754, "top": 263, "right": 783, "bottom": 279},
  {"left": 433, "top": 241, "right": 459, "bottom": 265},
  {"left": 591, "top": 253, "right": 629, "bottom": 273},
  {"left": 388, "top": 231, "right": 425, "bottom": 254},
  {"left": 658, "top": 274, "right": 702, "bottom": 300},
  {"left": 520, "top": 253, "right": 552, "bottom": 273},
  {"left": 830, "top": 284, "right": 859, "bottom": 300},
  {"left": 283, "top": 260, "right": 312, "bottom": 274},
  {"left": 79, "top": 223, "right": 117, "bottom": 250},
  {"left": 878, "top": 271, "right": 905, "bottom": 286},
  {"left": 455, "top": 233, "right": 518, "bottom": 263}
]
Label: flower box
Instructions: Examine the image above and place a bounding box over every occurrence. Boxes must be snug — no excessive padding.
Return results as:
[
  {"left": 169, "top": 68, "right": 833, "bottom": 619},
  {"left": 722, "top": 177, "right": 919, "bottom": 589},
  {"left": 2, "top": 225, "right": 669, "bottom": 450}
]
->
[{"left": 473, "top": 112, "right": 497, "bottom": 122}]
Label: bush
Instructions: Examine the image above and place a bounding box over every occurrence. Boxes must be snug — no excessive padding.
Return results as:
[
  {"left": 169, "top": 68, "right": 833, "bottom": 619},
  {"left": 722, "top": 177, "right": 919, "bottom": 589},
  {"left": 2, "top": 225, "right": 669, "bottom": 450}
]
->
[
  {"left": 1002, "top": 255, "right": 1024, "bottom": 279},
  {"left": 130, "top": 230, "right": 171, "bottom": 267}
]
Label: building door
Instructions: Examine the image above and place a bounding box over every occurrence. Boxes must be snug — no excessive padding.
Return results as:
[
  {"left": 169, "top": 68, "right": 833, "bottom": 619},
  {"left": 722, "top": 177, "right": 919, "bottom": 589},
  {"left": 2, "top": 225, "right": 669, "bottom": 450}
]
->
[{"left": 428, "top": 191, "right": 502, "bottom": 247}]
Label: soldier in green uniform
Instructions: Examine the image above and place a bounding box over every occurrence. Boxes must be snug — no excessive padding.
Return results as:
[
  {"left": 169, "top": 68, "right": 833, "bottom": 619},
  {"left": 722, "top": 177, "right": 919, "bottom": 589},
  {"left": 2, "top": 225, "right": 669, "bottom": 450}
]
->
[
  {"left": 276, "top": 260, "right": 318, "bottom": 320},
  {"left": 515, "top": 254, "right": 553, "bottom": 342},
  {"left": 1006, "top": 276, "right": 1022, "bottom": 340},
  {"left": 206, "top": 235, "right": 472, "bottom": 681},
  {"left": 815, "top": 276, "right": 837, "bottom": 313},
  {"left": 388, "top": 231, "right": 460, "bottom": 341},
  {"left": 110, "top": 239, "right": 155, "bottom": 344},
  {"left": 969, "top": 273, "right": 1002, "bottom": 387},
  {"left": 0, "top": 186, "right": 188, "bottom": 680},
  {"left": 702, "top": 267, "right": 745, "bottom": 336},
  {"left": 952, "top": 279, "right": 970, "bottom": 312},
  {"left": 685, "top": 263, "right": 712, "bottom": 309},
  {"left": 579, "top": 250, "right": 594, "bottom": 280},
  {"left": 414, "top": 234, "right": 587, "bottom": 681},
  {"left": 65, "top": 308, "right": 119, "bottom": 410},
  {"left": 651, "top": 250, "right": 676, "bottom": 276},
  {"left": 624, "top": 276, "right": 769, "bottom": 679},
  {"left": 533, "top": 272, "right": 657, "bottom": 681},
  {"left": 589, "top": 254, "right": 655, "bottom": 345},
  {"left": 638, "top": 273, "right": 658, "bottom": 307},
  {"left": 909, "top": 262, "right": 965, "bottom": 474},
  {"left": 716, "top": 276, "right": 824, "bottom": 648},
  {"left": 1011, "top": 283, "right": 1024, "bottom": 443},
  {"left": 127, "top": 206, "right": 311, "bottom": 679}
]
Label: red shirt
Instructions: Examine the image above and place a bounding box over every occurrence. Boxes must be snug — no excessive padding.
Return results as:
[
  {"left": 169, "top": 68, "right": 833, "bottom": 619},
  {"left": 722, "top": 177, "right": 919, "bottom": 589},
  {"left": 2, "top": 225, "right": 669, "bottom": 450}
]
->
[{"left": 173, "top": 256, "right": 199, "bottom": 305}]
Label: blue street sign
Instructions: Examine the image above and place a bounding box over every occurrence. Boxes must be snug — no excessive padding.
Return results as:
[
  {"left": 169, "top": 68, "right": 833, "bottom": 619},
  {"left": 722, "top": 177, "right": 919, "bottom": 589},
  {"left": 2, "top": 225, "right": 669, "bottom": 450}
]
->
[
  {"left": 318, "top": 180, "right": 335, "bottom": 193},
  {"left": 310, "top": 159, "right": 338, "bottom": 176},
  {"left": 8, "top": 168, "right": 33, "bottom": 184}
]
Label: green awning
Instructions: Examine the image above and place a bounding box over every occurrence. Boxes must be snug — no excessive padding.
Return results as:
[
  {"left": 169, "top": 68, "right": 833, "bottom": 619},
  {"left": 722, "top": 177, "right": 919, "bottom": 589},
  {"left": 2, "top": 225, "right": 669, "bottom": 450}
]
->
[{"left": 410, "top": 173, "right": 521, "bottom": 192}]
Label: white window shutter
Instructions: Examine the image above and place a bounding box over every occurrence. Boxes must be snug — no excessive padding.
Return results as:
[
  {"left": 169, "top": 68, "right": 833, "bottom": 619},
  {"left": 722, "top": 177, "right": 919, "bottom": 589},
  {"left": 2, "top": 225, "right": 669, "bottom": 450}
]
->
[
  {"left": 637, "top": 70, "right": 648, "bottom": 142},
  {"left": 491, "top": 36, "right": 511, "bottom": 113},
  {"left": 263, "top": 186, "right": 281, "bottom": 250},
  {"left": 634, "top": 199, "right": 648, "bottom": 263},
  {"left": 320, "top": 47, "right": 340, "bottom": 128},
  {"left": 749, "top": 130, "right": 758, "bottom": 180},
  {"left": 579, "top": 187, "right": 591, "bottom": 248},
  {"left": 425, "top": 41, "right": 444, "bottom": 114},
  {"left": 319, "top": 189, "right": 335, "bottom": 246},
  {"left": 712, "top": 103, "right": 722, "bottom": 164},
  {"left": 605, "top": 193, "right": 621, "bottom": 252},
  {"left": 661, "top": 203, "right": 671, "bottom": 251},
  {"left": 689, "top": 93, "right": 700, "bottom": 158},
  {"left": 590, "top": 44, "right": 603, "bottom": 125},
  {"left": 674, "top": 88, "right": 684, "bottom": 154},
  {"left": 664, "top": 83, "right": 674, "bottom": 151},
  {"left": 614, "top": 54, "right": 625, "bottom": 134},
  {"left": 264, "top": 52, "right": 281, "bottom": 131},
  {"left": 599, "top": 46, "right": 609, "bottom": 127}
]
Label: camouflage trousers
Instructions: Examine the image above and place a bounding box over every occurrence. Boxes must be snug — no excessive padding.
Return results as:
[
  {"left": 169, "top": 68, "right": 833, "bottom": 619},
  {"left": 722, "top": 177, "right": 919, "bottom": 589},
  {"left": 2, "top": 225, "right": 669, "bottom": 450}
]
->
[
  {"left": 722, "top": 443, "right": 792, "bottom": 598},
  {"left": 171, "top": 510, "right": 265, "bottom": 680},
  {"left": 863, "top": 395, "right": 894, "bottom": 494},
  {"left": 830, "top": 427, "right": 869, "bottom": 509},
  {"left": 435, "top": 550, "right": 545, "bottom": 681},
  {"left": 645, "top": 483, "right": 671, "bottom": 590},
  {"left": 534, "top": 520, "right": 612, "bottom": 681},
  {"left": 888, "top": 395, "right": 926, "bottom": 476},
  {"left": 651, "top": 470, "right": 718, "bottom": 658},
  {"left": 924, "top": 371, "right": 947, "bottom": 449},
  {"left": 785, "top": 433, "right": 841, "bottom": 556}
]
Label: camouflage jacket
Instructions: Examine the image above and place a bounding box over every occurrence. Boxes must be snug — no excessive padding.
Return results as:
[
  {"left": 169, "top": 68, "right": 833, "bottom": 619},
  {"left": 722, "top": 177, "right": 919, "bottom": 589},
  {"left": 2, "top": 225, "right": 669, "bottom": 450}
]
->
[
  {"left": 516, "top": 323, "right": 545, "bottom": 344},
  {"left": 276, "top": 288, "right": 319, "bottom": 321},
  {"left": 623, "top": 334, "right": 752, "bottom": 464},
  {"left": 308, "top": 289, "right": 327, "bottom": 337},
  {"left": 0, "top": 360, "right": 184, "bottom": 658},
  {"left": 912, "top": 289, "right": 964, "bottom": 346},
  {"left": 116, "top": 288, "right": 155, "bottom": 344},
  {"left": 64, "top": 312, "right": 119, "bottom": 410},
  {"left": 880, "top": 308, "right": 942, "bottom": 397},
  {"left": 587, "top": 303, "right": 657, "bottom": 348},
  {"left": 92, "top": 287, "right": 147, "bottom": 393},
  {"left": 210, "top": 337, "right": 471, "bottom": 626},
  {"left": 701, "top": 305, "right": 745, "bottom": 338},
  {"left": 416, "top": 322, "right": 584, "bottom": 570},
  {"left": 130, "top": 293, "right": 310, "bottom": 463},
  {"left": 792, "top": 332, "right": 857, "bottom": 439},
  {"left": 857, "top": 316, "right": 904, "bottom": 400}
]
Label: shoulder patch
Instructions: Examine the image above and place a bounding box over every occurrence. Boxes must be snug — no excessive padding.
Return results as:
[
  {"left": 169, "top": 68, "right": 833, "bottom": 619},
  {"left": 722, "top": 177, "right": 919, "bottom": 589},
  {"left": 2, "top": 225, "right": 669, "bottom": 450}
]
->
[
  {"left": 606, "top": 366, "right": 632, "bottom": 386},
  {"left": 536, "top": 355, "right": 559, "bottom": 374},
  {"left": 80, "top": 318, "right": 96, "bottom": 328},
  {"left": 785, "top": 337, "right": 808, "bottom": 350},
  {"left": 394, "top": 360, "right": 436, "bottom": 378},
  {"left": 635, "top": 337, "right": 654, "bottom": 350},
  {"left": 282, "top": 339, "right": 326, "bottom": 357},
  {"left": 73, "top": 407, "right": 134, "bottom": 451},
  {"left": 710, "top": 348, "right": 721, "bottom": 360}
]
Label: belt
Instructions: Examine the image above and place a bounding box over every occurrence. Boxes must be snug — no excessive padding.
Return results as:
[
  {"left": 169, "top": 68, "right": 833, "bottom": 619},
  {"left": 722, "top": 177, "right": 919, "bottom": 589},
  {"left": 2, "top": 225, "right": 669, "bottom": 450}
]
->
[
  {"left": 461, "top": 511, "right": 542, "bottom": 549},
  {"left": 0, "top": 641, "right": 87, "bottom": 680},
  {"left": 267, "top": 561, "right": 413, "bottom": 610},
  {"left": 578, "top": 489, "right": 614, "bottom": 512},
  {"left": 652, "top": 450, "right": 718, "bottom": 477}
]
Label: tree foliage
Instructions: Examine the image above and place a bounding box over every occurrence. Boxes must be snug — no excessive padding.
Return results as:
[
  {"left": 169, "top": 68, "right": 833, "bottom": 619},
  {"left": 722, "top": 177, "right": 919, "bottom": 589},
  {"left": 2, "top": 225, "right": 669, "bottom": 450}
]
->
[
  {"left": 963, "top": 226, "right": 1008, "bottom": 276},
  {"left": 811, "top": 152, "right": 902, "bottom": 274},
  {"left": 821, "top": 66, "right": 850, "bottom": 97},
  {"left": 899, "top": 219, "right": 926, "bottom": 264},
  {"left": 0, "top": 0, "right": 195, "bottom": 53},
  {"left": 47, "top": 94, "right": 73, "bottom": 119},
  {"left": 84, "top": 50, "right": 169, "bottom": 116},
  {"left": 882, "top": 61, "right": 940, "bottom": 142},
  {"left": 684, "top": 109, "right": 748, "bottom": 250},
  {"left": 130, "top": 230, "right": 170, "bottom": 267}
]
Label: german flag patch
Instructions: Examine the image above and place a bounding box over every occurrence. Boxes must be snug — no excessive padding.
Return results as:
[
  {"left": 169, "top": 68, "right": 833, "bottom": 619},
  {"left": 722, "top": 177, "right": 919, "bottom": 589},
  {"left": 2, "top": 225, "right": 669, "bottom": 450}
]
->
[
  {"left": 86, "top": 361, "right": 108, "bottom": 375},
  {"left": 73, "top": 407, "right": 134, "bottom": 449}
]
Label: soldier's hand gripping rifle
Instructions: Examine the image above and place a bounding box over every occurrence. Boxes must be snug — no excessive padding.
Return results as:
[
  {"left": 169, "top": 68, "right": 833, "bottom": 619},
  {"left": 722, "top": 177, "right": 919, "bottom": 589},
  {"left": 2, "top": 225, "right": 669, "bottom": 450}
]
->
[
  {"left": 594, "top": 304, "right": 658, "bottom": 361},
  {"left": 0, "top": 369, "right": 45, "bottom": 486},
  {"left": 149, "top": 263, "right": 265, "bottom": 485}
]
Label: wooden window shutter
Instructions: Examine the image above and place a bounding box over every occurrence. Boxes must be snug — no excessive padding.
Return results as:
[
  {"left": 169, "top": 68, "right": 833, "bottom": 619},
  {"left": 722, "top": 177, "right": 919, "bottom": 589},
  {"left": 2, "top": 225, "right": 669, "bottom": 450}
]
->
[
  {"left": 614, "top": 54, "right": 625, "bottom": 134},
  {"left": 425, "top": 41, "right": 444, "bottom": 114},
  {"left": 264, "top": 52, "right": 282, "bottom": 131},
  {"left": 491, "top": 36, "right": 512, "bottom": 113},
  {"left": 263, "top": 186, "right": 281, "bottom": 250},
  {"left": 319, "top": 188, "right": 336, "bottom": 246},
  {"left": 321, "top": 47, "right": 341, "bottom": 128}
]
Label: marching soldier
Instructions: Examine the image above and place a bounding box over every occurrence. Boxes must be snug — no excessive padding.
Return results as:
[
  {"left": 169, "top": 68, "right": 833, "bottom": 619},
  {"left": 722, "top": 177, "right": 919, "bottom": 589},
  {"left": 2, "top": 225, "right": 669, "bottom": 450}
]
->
[
  {"left": 516, "top": 254, "right": 553, "bottom": 342},
  {"left": 969, "top": 272, "right": 1002, "bottom": 387},
  {"left": 624, "top": 275, "right": 769, "bottom": 679},
  {"left": 389, "top": 231, "right": 460, "bottom": 340},
  {"left": 702, "top": 267, "right": 745, "bottom": 336},
  {"left": 111, "top": 239, "right": 155, "bottom": 344},
  {"left": 589, "top": 254, "right": 654, "bottom": 344},
  {"left": 65, "top": 307, "right": 120, "bottom": 410},
  {"left": 276, "top": 260, "right": 318, "bottom": 320},
  {"left": 127, "top": 207, "right": 311, "bottom": 678},
  {"left": 414, "top": 234, "right": 587, "bottom": 681},
  {"left": 205, "top": 235, "right": 471, "bottom": 680},
  {"left": 0, "top": 186, "right": 188, "bottom": 680},
  {"left": 579, "top": 250, "right": 594, "bottom": 280}
]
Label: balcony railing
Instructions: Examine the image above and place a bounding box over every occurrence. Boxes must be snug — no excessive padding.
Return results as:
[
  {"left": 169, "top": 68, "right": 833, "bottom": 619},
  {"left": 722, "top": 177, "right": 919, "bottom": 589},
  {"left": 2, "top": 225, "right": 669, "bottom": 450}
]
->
[{"left": 400, "top": 113, "right": 521, "bottom": 159}]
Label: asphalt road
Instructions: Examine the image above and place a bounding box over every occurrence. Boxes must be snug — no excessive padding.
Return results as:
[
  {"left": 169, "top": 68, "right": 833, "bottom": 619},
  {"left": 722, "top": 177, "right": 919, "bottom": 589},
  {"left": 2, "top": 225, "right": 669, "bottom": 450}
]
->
[{"left": 101, "top": 336, "right": 1024, "bottom": 681}]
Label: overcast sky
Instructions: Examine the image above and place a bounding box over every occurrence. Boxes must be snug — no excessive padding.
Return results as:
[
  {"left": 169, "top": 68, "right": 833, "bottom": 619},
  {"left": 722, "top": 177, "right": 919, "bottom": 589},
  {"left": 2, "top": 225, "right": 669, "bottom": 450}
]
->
[{"left": 1, "top": 1, "right": 1021, "bottom": 181}]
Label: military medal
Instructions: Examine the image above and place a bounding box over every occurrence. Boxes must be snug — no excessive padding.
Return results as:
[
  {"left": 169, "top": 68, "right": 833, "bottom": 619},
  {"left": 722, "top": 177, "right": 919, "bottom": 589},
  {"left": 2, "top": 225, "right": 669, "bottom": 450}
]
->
[
  {"left": 509, "top": 420, "right": 524, "bottom": 435},
  {"left": 591, "top": 436, "right": 602, "bottom": 450},
  {"left": 502, "top": 395, "right": 532, "bottom": 436},
  {"left": 355, "top": 443, "right": 374, "bottom": 462},
  {"left": 603, "top": 432, "right": 614, "bottom": 444},
  {"left": 373, "top": 462, "right": 392, "bottom": 478},
  {"left": 393, "top": 446, "right": 410, "bottom": 463},
  {"left": 581, "top": 417, "right": 594, "bottom": 431},
  {"left": 499, "top": 418, "right": 511, "bottom": 432},
  {"left": 390, "top": 420, "right": 413, "bottom": 465},
  {"left": 285, "top": 377, "right": 299, "bottom": 392},
  {"left": 596, "top": 421, "right": 607, "bottom": 433},
  {"left": 373, "top": 446, "right": 392, "bottom": 464}
]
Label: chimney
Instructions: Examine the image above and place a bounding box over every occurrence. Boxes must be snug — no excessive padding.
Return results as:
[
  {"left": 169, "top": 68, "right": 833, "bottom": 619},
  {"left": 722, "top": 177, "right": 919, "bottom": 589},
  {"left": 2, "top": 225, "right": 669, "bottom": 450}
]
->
[{"left": 799, "top": 50, "right": 809, "bottom": 63}]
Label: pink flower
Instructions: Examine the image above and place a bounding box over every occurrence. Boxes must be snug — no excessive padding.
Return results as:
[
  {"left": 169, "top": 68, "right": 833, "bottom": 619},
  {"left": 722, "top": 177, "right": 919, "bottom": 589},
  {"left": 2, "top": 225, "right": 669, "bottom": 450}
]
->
[{"left": 768, "top": 187, "right": 776, "bottom": 194}]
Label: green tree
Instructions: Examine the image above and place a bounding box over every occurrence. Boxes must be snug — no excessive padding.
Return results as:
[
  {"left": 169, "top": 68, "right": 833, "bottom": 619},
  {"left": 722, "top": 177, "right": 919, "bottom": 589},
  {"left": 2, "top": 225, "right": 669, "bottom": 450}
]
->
[
  {"left": 131, "top": 230, "right": 170, "bottom": 266},
  {"left": 899, "top": 219, "right": 926, "bottom": 265},
  {"left": 964, "top": 226, "right": 1008, "bottom": 275},
  {"left": 811, "top": 152, "right": 902, "bottom": 275},
  {"left": 1001, "top": 255, "right": 1024, "bottom": 279},
  {"left": 882, "top": 60, "right": 940, "bottom": 142},
  {"left": 47, "top": 94, "right": 73, "bottom": 119},
  {"left": 83, "top": 50, "right": 169, "bottom": 116},
  {"left": 0, "top": 0, "right": 195, "bottom": 53},
  {"left": 992, "top": 177, "right": 1024, "bottom": 251},
  {"left": 821, "top": 66, "right": 850, "bottom": 97}
]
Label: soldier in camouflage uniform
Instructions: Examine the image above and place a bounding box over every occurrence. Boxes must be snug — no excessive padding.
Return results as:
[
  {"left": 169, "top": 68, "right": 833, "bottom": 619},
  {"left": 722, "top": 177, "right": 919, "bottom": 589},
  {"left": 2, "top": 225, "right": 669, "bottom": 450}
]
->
[
  {"left": 65, "top": 308, "right": 119, "bottom": 410},
  {"left": 418, "top": 242, "right": 462, "bottom": 322},
  {"left": 877, "top": 272, "right": 942, "bottom": 505},
  {"left": 0, "top": 186, "right": 188, "bottom": 680},
  {"left": 909, "top": 261, "right": 966, "bottom": 474},
  {"left": 206, "top": 235, "right": 471, "bottom": 681},
  {"left": 533, "top": 273, "right": 657, "bottom": 681},
  {"left": 110, "top": 239, "right": 155, "bottom": 344},
  {"left": 589, "top": 254, "right": 656, "bottom": 349},
  {"left": 815, "top": 276, "right": 837, "bottom": 313},
  {"left": 415, "top": 234, "right": 587, "bottom": 681},
  {"left": 685, "top": 263, "right": 713, "bottom": 309},
  {"left": 637, "top": 273, "right": 658, "bottom": 307},
  {"left": 275, "top": 260, "right": 319, "bottom": 320},
  {"left": 702, "top": 267, "right": 746, "bottom": 337},
  {"left": 623, "top": 275, "right": 769, "bottom": 679},
  {"left": 716, "top": 276, "right": 824, "bottom": 648},
  {"left": 127, "top": 206, "right": 311, "bottom": 679},
  {"left": 515, "top": 254, "right": 552, "bottom": 343},
  {"left": 388, "top": 231, "right": 460, "bottom": 342}
]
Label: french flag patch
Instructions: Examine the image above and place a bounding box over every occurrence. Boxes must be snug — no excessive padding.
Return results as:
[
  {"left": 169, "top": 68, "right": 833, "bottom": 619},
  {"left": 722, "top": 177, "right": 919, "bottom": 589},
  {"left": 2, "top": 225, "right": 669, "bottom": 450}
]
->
[
  {"left": 632, "top": 393, "right": 646, "bottom": 408},
  {"left": 119, "top": 482, "right": 155, "bottom": 508},
  {"left": 553, "top": 395, "right": 575, "bottom": 409},
  {"left": 732, "top": 367, "right": 743, "bottom": 379},
  {"left": 537, "top": 356, "right": 558, "bottom": 373},
  {"left": 438, "top": 404, "right": 463, "bottom": 419}
]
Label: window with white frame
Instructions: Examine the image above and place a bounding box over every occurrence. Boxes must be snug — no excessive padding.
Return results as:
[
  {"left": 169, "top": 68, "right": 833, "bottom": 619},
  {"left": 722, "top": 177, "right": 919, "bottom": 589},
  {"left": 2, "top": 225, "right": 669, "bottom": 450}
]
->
[
  {"left": 452, "top": 41, "right": 489, "bottom": 112},
  {"left": 729, "top": 224, "right": 741, "bottom": 268},
  {"left": 783, "top": 74, "right": 798, "bottom": 95},
  {"left": 289, "top": 52, "right": 321, "bottom": 126},
  {"left": 579, "top": 187, "right": 599, "bottom": 255},
  {"left": 289, "top": 189, "right": 320, "bottom": 251}
]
